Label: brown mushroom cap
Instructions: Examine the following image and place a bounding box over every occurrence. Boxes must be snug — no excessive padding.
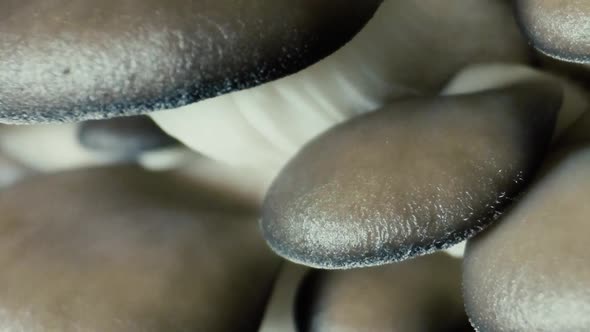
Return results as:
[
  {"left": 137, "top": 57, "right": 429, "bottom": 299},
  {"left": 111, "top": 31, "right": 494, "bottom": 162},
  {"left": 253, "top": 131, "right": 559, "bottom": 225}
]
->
[
  {"left": 262, "top": 80, "right": 561, "bottom": 269},
  {"left": 0, "top": 165, "right": 280, "bottom": 331},
  {"left": 296, "top": 253, "right": 470, "bottom": 332},
  {"left": 516, "top": 0, "right": 590, "bottom": 63},
  {"left": 0, "top": 0, "right": 381, "bottom": 123}
]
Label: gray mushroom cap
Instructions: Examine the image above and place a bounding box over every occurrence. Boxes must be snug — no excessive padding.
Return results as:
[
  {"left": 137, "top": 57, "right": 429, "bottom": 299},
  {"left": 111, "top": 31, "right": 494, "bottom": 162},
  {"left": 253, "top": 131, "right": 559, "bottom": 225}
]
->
[
  {"left": 0, "top": 0, "right": 381, "bottom": 124},
  {"left": 0, "top": 165, "right": 280, "bottom": 331},
  {"left": 262, "top": 80, "right": 562, "bottom": 269},
  {"left": 463, "top": 111, "right": 590, "bottom": 332},
  {"left": 516, "top": 0, "right": 590, "bottom": 64}
]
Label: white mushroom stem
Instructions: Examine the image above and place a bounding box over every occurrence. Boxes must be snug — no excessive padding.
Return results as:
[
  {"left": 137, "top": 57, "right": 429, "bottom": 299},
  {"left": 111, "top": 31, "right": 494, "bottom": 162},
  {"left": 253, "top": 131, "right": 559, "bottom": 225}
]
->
[
  {"left": 259, "top": 263, "right": 310, "bottom": 332},
  {"left": 137, "top": 147, "right": 193, "bottom": 171}
]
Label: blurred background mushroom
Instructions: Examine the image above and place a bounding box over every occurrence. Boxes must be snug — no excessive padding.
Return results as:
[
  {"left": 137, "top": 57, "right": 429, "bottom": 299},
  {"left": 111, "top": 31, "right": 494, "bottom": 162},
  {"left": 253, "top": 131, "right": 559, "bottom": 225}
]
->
[
  {"left": 0, "top": 165, "right": 280, "bottom": 331},
  {"left": 295, "top": 253, "right": 470, "bottom": 332},
  {"left": 77, "top": 116, "right": 179, "bottom": 158}
]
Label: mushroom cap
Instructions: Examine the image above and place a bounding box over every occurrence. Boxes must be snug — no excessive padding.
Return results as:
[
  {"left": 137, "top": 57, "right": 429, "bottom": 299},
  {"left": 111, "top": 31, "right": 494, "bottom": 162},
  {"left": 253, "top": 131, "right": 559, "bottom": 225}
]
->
[
  {"left": 262, "top": 80, "right": 561, "bottom": 269},
  {"left": 464, "top": 138, "right": 590, "bottom": 332},
  {"left": 516, "top": 0, "right": 590, "bottom": 63},
  {"left": 0, "top": 0, "right": 381, "bottom": 123},
  {"left": 296, "top": 253, "right": 470, "bottom": 332},
  {"left": 0, "top": 165, "right": 280, "bottom": 331},
  {"left": 78, "top": 116, "right": 178, "bottom": 156}
]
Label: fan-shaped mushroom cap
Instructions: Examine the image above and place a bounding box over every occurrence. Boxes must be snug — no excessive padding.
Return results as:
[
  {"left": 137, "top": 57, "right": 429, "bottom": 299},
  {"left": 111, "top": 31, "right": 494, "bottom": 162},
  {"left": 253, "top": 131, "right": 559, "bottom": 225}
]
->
[
  {"left": 262, "top": 79, "right": 561, "bottom": 269},
  {"left": 0, "top": 0, "right": 381, "bottom": 123}
]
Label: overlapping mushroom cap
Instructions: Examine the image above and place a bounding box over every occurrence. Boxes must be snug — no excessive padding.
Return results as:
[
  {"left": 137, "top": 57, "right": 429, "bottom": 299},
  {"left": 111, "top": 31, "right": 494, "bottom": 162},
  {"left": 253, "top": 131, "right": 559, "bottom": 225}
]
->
[
  {"left": 0, "top": 0, "right": 381, "bottom": 123},
  {"left": 463, "top": 112, "right": 590, "bottom": 332},
  {"left": 262, "top": 79, "right": 562, "bottom": 269},
  {"left": 516, "top": 0, "right": 590, "bottom": 63}
]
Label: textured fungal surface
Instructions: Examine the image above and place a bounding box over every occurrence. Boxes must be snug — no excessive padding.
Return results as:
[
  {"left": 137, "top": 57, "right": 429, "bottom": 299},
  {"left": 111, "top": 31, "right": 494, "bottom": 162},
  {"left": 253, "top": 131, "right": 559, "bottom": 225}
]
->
[
  {"left": 464, "top": 115, "right": 590, "bottom": 332},
  {"left": 0, "top": 166, "right": 279, "bottom": 331},
  {"left": 296, "top": 253, "right": 470, "bottom": 332},
  {"left": 262, "top": 81, "right": 561, "bottom": 269},
  {"left": 1, "top": 0, "right": 590, "bottom": 329},
  {"left": 0, "top": 0, "right": 381, "bottom": 123},
  {"left": 516, "top": 0, "right": 590, "bottom": 63}
]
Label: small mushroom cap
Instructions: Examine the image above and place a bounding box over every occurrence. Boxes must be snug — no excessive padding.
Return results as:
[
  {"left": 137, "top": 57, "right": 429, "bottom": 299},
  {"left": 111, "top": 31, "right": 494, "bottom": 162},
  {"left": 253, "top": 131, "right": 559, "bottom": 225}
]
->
[
  {"left": 262, "top": 80, "right": 561, "bottom": 269},
  {"left": 296, "top": 253, "right": 470, "bottom": 332},
  {"left": 516, "top": 0, "right": 590, "bottom": 63},
  {"left": 0, "top": 166, "right": 280, "bottom": 331},
  {"left": 464, "top": 119, "right": 590, "bottom": 331},
  {"left": 78, "top": 116, "right": 178, "bottom": 156},
  {"left": 0, "top": 0, "right": 381, "bottom": 123}
]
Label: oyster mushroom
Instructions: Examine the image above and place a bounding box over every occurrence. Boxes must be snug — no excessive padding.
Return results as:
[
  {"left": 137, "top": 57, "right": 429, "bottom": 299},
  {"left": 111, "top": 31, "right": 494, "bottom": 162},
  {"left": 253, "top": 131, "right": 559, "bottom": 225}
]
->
[
  {"left": 516, "top": 0, "right": 590, "bottom": 64},
  {"left": 0, "top": 165, "right": 280, "bottom": 331},
  {"left": 463, "top": 110, "right": 590, "bottom": 332},
  {"left": 262, "top": 76, "right": 561, "bottom": 269},
  {"left": 0, "top": 0, "right": 381, "bottom": 123}
]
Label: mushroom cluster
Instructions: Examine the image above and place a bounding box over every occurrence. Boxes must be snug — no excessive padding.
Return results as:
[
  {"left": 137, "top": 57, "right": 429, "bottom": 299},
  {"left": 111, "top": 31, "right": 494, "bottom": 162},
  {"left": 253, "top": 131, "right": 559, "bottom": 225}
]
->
[{"left": 0, "top": 1, "right": 589, "bottom": 331}]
